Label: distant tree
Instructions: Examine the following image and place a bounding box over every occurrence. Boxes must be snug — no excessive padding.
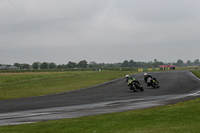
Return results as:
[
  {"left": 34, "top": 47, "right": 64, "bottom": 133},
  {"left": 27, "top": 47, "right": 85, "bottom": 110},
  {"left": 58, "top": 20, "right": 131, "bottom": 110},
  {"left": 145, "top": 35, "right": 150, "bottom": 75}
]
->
[
  {"left": 194, "top": 59, "right": 200, "bottom": 66},
  {"left": 57, "top": 64, "right": 66, "bottom": 69},
  {"left": 77, "top": 60, "right": 87, "bottom": 68},
  {"left": 49, "top": 62, "right": 57, "bottom": 69},
  {"left": 142, "top": 62, "right": 148, "bottom": 68},
  {"left": 121, "top": 60, "right": 129, "bottom": 67},
  {"left": 136, "top": 61, "right": 140, "bottom": 67},
  {"left": 172, "top": 62, "right": 177, "bottom": 66},
  {"left": 147, "top": 61, "right": 153, "bottom": 67},
  {"left": 152, "top": 59, "right": 164, "bottom": 67},
  {"left": 129, "top": 60, "right": 136, "bottom": 67},
  {"left": 187, "top": 60, "right": 192, "bottom": 66},
  {"left": 88, "top": 61, "right": 98, "bottom": 68},
  {"left": 40, "top": 62, "right": 48, "bottom": 69},
  {"left": 57, "top": 65, "right": 62, "bottom": 69},
  {"left": 113, "top": 63, "right": 122, "bottom": 67},
  {"left": 21, "top": 64, "right": 30, "bottom": 69},
  {"left": 67, "top": 61, "right": 77, "bottom": 68},
  {"left": 32, "top": 62, "right": 40, "bottom": 69},
  {"left": 177, "top": 59, "right": 184, "bottom": 67},
  {"left": 14, "top": 63, "right": 21, "bottom": 68},
  {"left": 99, "top": 63, "right": 105, "bottom": 68},
  {"left": 107, "top": 63, "right": 114, "bottom": 68}
]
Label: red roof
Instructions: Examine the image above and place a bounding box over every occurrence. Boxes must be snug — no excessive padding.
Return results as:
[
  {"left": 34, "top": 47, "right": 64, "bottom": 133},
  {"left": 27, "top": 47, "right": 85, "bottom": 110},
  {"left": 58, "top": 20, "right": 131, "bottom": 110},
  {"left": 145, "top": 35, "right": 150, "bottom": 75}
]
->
[{"left": 158, "top": 65, "right": 177, "bottom": 68}]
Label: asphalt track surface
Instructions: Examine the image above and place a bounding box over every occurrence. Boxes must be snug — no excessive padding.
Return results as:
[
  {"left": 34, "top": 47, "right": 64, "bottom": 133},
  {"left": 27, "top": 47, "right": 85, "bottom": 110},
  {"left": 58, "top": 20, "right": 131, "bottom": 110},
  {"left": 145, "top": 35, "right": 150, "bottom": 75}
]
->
[{"left": 0, "top": 70, "right": 200, "bottom": 126}]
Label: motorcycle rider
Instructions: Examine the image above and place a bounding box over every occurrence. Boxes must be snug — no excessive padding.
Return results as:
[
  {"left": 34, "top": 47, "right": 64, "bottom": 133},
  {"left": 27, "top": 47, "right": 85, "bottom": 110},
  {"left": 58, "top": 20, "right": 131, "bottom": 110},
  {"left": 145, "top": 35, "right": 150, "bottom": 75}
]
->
[
  {"left": 125, "top": 75, "right": 141, "bottom": 86},
  {"left": 125, "top": 75, "right": 130, "bottom": 82},
  {"left": 144, "top": 73, "right": 158, "bottom": 86}
]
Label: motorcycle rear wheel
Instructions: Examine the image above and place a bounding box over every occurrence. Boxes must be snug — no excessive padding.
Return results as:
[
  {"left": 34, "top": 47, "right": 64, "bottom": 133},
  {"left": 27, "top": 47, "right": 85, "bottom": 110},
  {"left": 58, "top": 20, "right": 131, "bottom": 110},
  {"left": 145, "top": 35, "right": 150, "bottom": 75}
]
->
[{"left": 140, "top": 87, "right": 144, "bottom": 91}]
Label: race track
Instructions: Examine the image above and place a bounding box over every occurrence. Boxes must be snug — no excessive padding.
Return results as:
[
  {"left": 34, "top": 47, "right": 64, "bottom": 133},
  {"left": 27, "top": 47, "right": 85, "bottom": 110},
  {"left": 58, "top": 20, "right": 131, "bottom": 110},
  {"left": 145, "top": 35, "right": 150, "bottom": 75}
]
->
[{"left": 0, "top": 70, "right": 200, "bottom": 126}]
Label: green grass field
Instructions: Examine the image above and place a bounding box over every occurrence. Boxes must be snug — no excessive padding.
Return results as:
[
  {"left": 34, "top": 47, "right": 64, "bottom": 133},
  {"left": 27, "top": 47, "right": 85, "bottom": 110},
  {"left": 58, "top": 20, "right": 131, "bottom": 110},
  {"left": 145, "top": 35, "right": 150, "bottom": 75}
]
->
[
  {"left": 0, "top": 71, "right": 137, "bottom": 100},
  {"left": 191, "top": 69, "right": 200, "bottom": 79},
  {"left": 0, "top": 69, "right": 199, "bottom": 133}
]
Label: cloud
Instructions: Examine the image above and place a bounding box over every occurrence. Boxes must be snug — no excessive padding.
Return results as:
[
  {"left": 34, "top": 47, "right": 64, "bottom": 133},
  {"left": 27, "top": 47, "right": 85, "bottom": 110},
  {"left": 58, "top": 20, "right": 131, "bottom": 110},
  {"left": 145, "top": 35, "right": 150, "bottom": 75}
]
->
[{"left": 1, "top": 0, "right": 200, "bottom": 64}]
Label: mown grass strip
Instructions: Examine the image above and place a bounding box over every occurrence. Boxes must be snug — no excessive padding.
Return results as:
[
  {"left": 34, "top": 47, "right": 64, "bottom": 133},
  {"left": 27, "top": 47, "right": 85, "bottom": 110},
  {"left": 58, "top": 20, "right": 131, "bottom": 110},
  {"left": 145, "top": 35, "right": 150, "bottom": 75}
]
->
[{"left": 0, "top": 71, "right": 137, "bottom": 100}]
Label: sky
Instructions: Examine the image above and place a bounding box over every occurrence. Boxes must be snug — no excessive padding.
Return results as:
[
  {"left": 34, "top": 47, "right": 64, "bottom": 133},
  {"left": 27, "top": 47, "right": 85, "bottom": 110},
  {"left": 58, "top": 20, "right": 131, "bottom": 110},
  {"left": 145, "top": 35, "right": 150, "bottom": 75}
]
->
[{"left": 0, "top": 0, "right": 200, "bottom": 65}]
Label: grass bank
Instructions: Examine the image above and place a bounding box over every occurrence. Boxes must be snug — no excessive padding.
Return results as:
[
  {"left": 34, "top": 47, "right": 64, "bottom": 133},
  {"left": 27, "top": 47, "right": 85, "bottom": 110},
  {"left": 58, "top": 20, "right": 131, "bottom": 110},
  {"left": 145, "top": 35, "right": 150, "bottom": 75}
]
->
[
  {"left": 191, "top": 69, "right": 200, "bottom": 78},
  {"left": 0, "top": 71, "right": 137, "bottom": 100},
  {"left": 0, "top": 93, "right": 200, "bottom": 133}
]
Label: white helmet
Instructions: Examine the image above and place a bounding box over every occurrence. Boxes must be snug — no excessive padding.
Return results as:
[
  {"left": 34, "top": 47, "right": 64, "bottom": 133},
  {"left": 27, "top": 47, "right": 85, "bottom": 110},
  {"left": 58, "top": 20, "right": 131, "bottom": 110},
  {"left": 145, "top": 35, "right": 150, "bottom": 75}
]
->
[
  {"left": 126, "top": 75, "right": 130, "bottom": 78},
  {"left": 144, "top": 73, "right": 148, "bottom": 76}
]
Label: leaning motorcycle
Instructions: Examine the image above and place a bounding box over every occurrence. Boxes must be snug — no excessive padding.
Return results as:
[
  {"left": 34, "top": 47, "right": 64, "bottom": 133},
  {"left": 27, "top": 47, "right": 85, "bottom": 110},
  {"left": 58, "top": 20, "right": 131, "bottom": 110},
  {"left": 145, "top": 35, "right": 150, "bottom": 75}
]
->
[
  {"left": 127, "top": 79, "right": 144, "bottom": 92},
  {"left": 147, "top": 77, "right": 159, "bottom": 88}
]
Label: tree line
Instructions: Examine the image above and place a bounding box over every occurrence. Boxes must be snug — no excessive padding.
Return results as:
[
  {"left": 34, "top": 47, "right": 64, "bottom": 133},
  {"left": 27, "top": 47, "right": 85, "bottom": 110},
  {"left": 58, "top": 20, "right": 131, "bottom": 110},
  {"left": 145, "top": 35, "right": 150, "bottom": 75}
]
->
[
  {"left": 174, "top": 59, "right": 200, "bottom": 67},
  {"left": 1, "top": 59, "right": 200, "bottom": 70}
]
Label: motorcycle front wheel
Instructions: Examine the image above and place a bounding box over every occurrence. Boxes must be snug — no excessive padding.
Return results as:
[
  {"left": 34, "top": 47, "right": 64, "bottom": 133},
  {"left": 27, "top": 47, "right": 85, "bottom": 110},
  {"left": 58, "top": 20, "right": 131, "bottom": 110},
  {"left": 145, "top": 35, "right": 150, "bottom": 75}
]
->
[{"left": 131, "top": 85, "right": 138, "bottom": 92}]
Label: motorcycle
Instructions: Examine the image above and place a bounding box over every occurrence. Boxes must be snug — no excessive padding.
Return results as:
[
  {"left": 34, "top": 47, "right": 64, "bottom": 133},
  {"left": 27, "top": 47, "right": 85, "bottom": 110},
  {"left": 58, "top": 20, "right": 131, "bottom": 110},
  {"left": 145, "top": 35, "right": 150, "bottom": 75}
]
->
[
  {"left": 127, "top": 79, "right": 144, "bottom": 92},
  {"left": 147, "top": 77, "right": 159, "bottom": 88}
]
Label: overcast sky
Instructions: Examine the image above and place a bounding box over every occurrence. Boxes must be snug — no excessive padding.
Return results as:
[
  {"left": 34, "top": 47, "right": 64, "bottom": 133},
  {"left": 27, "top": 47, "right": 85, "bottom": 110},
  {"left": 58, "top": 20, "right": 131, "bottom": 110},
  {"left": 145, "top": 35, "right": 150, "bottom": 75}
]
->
[{"left": 1, "top": 0, "right": 200, "bottom": 65}]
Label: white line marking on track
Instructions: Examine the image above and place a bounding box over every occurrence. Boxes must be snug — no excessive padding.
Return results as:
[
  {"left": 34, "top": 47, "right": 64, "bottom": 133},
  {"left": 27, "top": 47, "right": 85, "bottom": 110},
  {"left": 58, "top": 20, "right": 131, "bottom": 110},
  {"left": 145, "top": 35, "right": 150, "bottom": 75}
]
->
[{"left": 190, "top": 71, "right": 200, "bottom": 81}]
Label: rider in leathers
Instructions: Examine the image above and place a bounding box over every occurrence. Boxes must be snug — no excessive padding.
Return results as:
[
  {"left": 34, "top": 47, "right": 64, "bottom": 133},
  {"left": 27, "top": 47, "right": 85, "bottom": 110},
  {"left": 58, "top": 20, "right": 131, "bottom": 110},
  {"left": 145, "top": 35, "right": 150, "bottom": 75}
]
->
[
  {"left": 126, "top": 75, "right": 141, "bottom": 86},
  {"left": 144, "top": 73, "right": 158, "bottom": 86}
]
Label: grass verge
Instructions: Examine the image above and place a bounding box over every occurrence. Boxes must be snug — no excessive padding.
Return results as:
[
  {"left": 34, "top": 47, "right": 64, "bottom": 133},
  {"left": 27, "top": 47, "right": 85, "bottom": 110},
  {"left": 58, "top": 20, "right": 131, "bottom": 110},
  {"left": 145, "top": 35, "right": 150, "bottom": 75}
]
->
[
  {"left": 0, "top": 71, "right": 137, "bottom": 100},
  {"left": 191, "top": 70, "right": 200, "bottom": 79}
]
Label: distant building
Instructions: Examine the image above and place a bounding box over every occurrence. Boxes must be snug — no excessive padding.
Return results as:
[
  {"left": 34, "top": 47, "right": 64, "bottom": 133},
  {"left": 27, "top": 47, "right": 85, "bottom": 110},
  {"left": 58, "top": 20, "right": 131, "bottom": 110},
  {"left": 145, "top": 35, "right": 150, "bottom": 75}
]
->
[{"left": 0, "top": 65, "right": 20, "bottom": 70}]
